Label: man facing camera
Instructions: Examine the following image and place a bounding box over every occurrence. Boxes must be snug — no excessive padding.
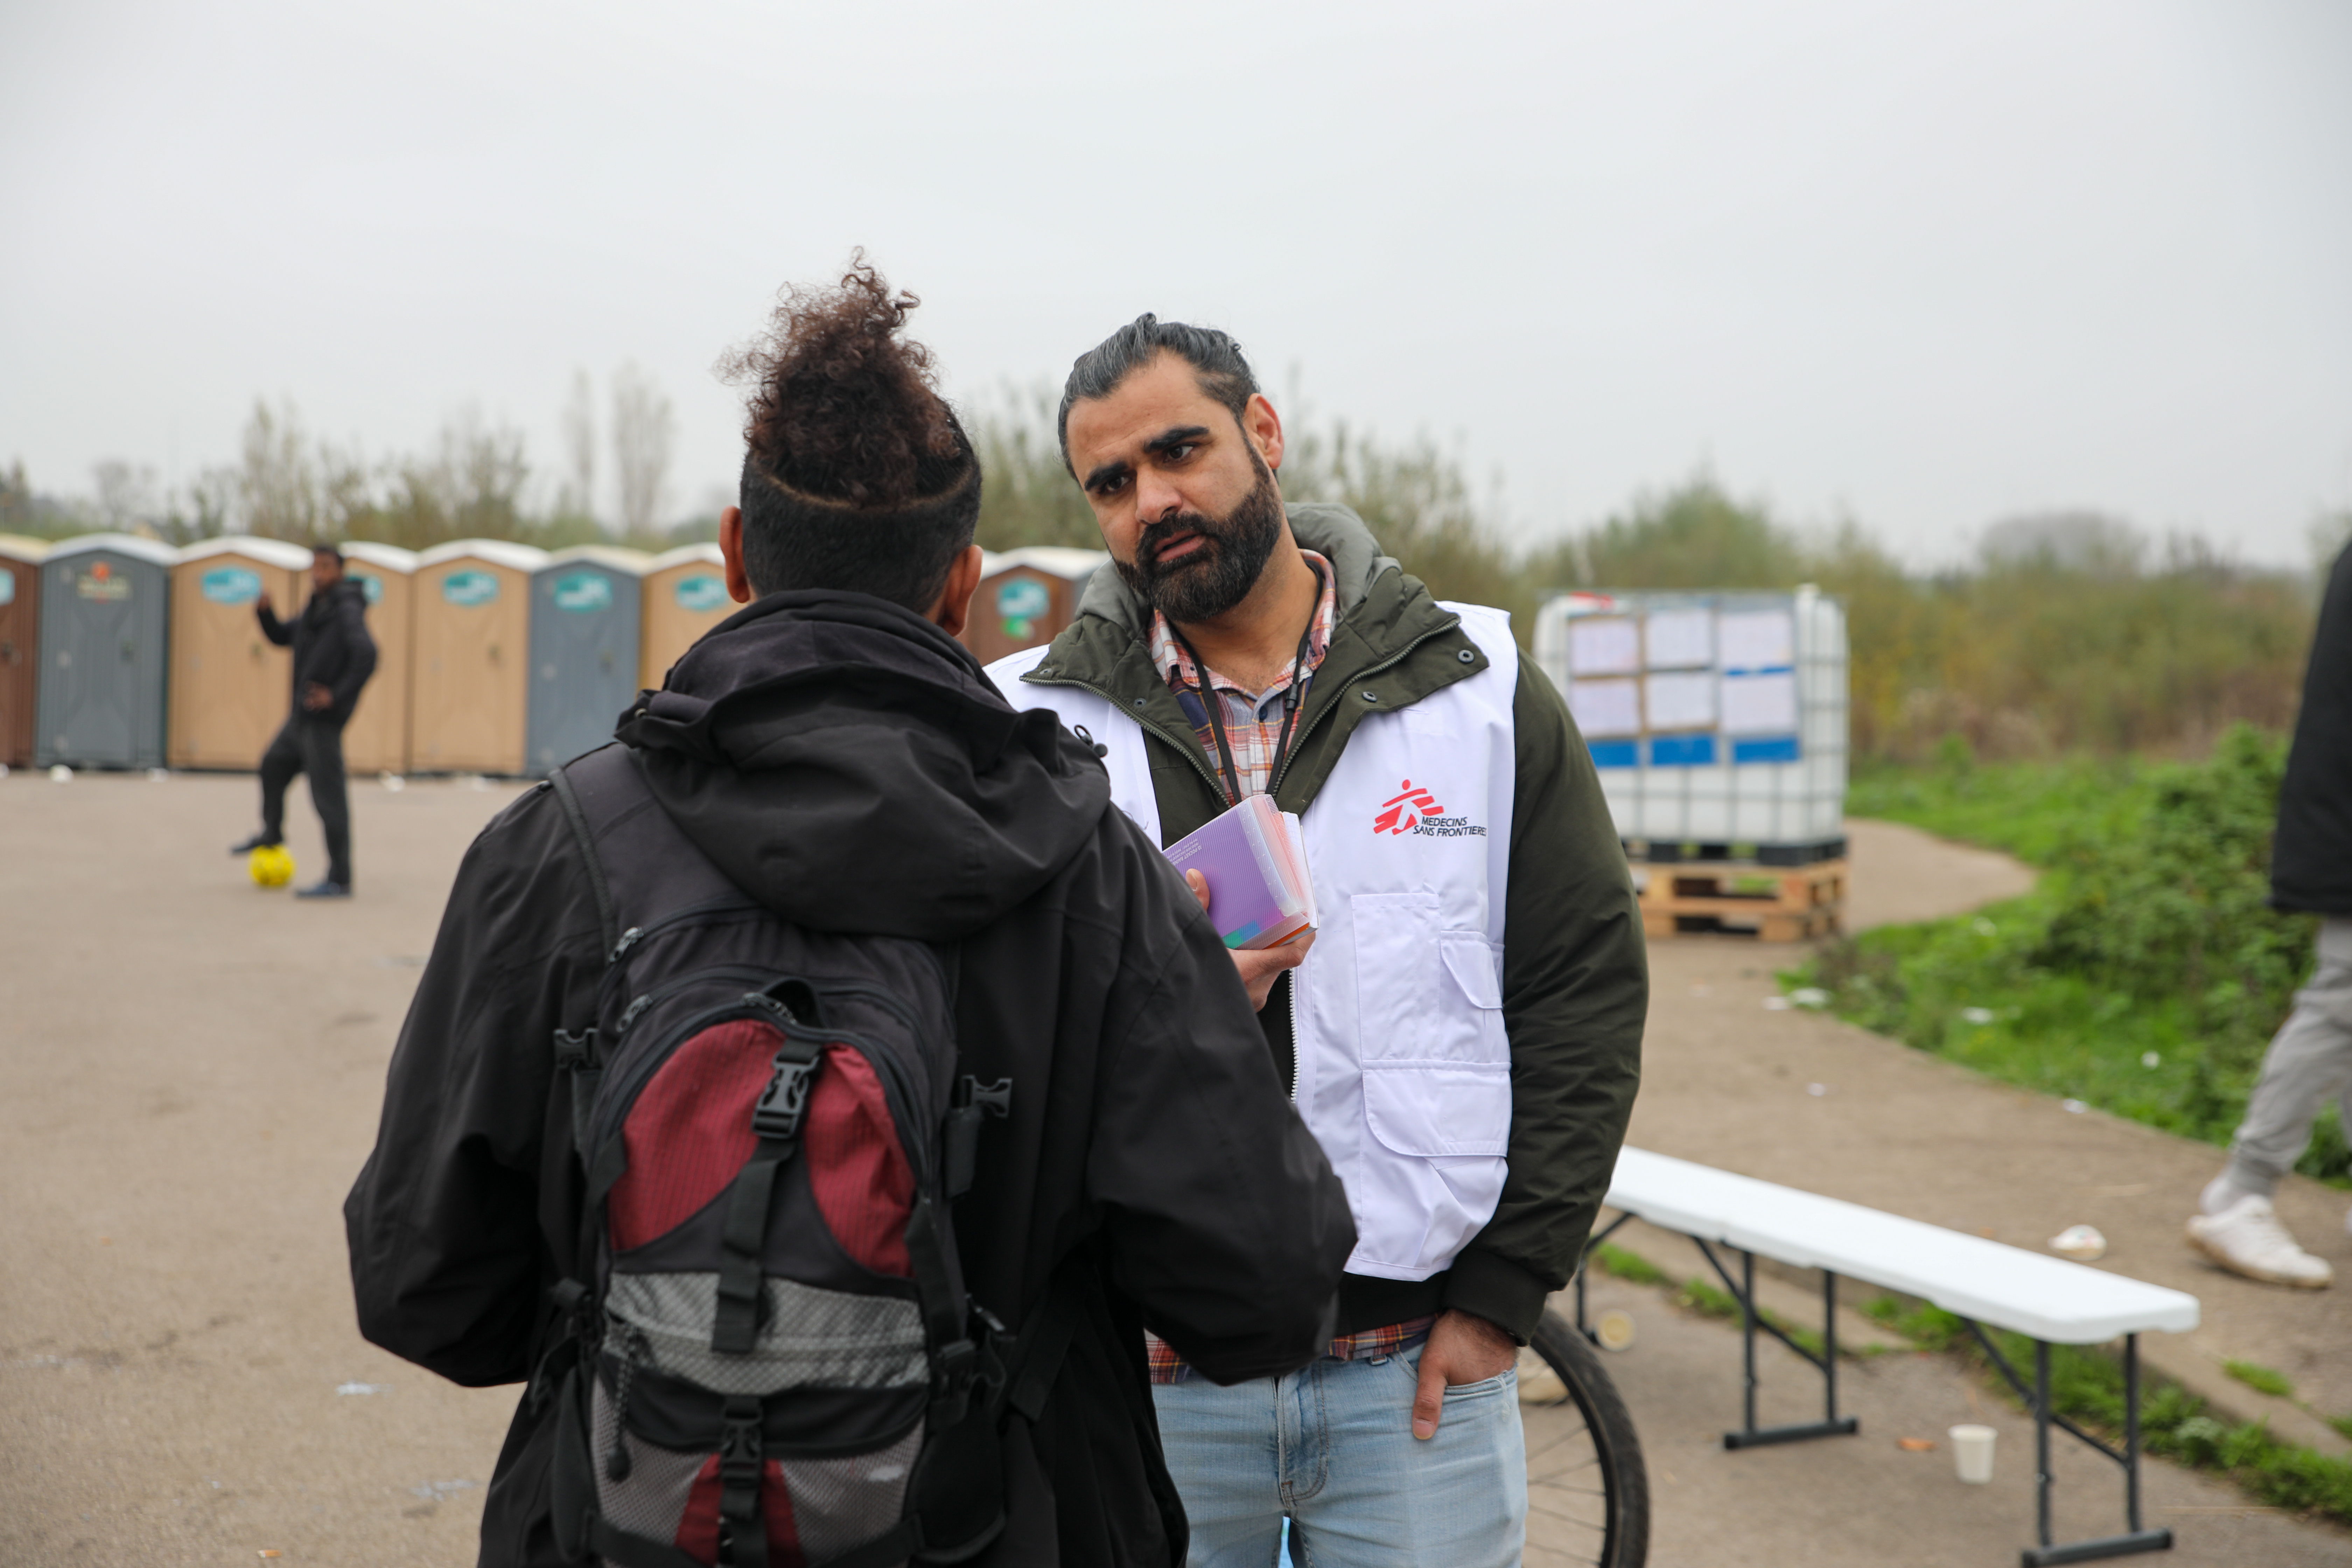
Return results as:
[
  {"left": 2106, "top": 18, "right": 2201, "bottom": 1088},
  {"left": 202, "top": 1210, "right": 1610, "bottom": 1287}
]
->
[{"left": 987, "top": 315, "right": 1646, "bottom": 1567}]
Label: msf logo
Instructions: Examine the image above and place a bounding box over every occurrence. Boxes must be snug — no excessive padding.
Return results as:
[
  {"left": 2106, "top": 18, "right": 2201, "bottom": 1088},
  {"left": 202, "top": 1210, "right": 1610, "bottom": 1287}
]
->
[{"left": 1374, "top": 780, "right": 1444, "bottom": 836}]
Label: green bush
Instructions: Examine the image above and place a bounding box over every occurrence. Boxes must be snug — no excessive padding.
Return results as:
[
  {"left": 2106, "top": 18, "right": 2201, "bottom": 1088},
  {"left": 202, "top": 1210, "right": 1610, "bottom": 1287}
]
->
[{"left": 1809, "top": 733, "right": 2324, "bottom": 1165}]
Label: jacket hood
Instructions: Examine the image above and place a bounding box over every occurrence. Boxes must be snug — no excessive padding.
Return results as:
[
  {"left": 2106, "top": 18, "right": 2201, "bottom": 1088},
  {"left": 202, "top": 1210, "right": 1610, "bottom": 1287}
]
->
[
  {"left": 613, "top": 590, "right": 1112, "bottom": 941},
  {"left": 1071, "top": 501, "right": 1399, "bottom": 636}
]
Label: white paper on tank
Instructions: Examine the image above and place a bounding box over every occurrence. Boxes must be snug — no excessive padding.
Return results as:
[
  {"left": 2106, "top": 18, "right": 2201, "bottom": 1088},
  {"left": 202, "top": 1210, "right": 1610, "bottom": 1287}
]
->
[
  {"left": 1718, "top": 608, "right": 1794, "bottom": 670},
  {"left": 1568, "top": 616, "right": 1640, "bottom": 675},
  {"left": 1720, "top": 671, "right": 1799, "bottom": 734},
  {"left": 1644, "top": 670, "right": 1716, "bottom": 731},
  {"left": 1644, "top": 607, "right": 1713, "bottom": 668},
  {"left": 1569, "top": 678, "right": 1641, "bottom": 737}
]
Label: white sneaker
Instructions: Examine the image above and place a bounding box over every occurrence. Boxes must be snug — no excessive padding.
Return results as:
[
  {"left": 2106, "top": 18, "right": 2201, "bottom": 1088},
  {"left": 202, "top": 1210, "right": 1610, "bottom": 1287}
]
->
[{"left": 2186, "top": 1195, "right": 2333, "bottom": 1288}]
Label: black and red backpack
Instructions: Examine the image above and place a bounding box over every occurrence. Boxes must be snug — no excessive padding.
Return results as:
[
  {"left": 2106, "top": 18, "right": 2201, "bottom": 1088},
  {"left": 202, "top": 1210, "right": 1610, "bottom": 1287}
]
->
[{"left": 533, "top": 743, "right": 1062, "bottom": 1568}]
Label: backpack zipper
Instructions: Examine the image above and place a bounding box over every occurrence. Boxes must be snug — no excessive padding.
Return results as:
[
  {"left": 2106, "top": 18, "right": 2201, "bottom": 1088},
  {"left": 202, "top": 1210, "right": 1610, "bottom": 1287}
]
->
[{"left": 590, "top": 999, "right": 930, "bottom": 1191}]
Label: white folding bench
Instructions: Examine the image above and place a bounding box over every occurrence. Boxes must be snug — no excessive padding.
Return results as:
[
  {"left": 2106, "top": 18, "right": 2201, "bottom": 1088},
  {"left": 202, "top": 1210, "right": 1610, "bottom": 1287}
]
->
[{"left": 1582, "top": 1148, "right": 2202, "bottom": 1567}]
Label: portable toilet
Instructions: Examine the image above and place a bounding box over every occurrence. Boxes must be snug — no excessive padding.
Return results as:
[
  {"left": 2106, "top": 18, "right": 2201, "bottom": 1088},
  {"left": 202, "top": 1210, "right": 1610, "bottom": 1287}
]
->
[
  {"left": 527, "top": 546, "right": 648, "bottom": 776},
  {"left": 959, "top": 546, "right": 1106, "bottom": 666},
  {"left": 166, "top": 536, "right": 313, "bottom": 770},
  {"left": 1533, "top": 586, "right": 1849, "bottom": 862},
  {"left": 411, "top": 539, "right": 548, "bottom": 774},
  {"left": 35, "top": 533, "right": 177, "bottom": 770},
  {"left": 639, "top": 543, "right": 733, "bottom": 690},
  {"left": 334, "top": 542, "right": 418, "bottom": 775},
  {"left": 0, "top": 535, "right": 48, "bottom": 768}
]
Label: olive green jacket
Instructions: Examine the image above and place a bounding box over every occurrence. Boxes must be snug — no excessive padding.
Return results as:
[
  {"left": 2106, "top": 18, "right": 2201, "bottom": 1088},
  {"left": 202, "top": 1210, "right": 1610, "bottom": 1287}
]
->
[{"left": 1015, "top": 502, "right": 1646, "bottom": 1341}]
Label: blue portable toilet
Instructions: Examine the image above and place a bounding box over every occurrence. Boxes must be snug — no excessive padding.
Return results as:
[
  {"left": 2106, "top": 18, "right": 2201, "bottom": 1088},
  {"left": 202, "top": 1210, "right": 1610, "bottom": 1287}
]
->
[
  {"left": 526, "top": 545, "right": 647, "bottom": 776},
  {"left": 36, "top": 533, "right": 177, "bottom": 770}
]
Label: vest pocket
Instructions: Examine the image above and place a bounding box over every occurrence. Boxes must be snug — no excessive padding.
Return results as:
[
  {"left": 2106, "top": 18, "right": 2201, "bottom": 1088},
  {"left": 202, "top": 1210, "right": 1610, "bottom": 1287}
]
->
[
  {"left": 1361, "top": 1061, "right": 1512, "bottom": 1157},
  {"left": 1352, "top": 894, "right": 1507, "bottom": 1066}
]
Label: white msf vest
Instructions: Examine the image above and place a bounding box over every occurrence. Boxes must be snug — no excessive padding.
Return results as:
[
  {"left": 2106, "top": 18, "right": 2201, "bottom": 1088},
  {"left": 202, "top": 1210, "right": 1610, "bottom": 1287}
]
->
[{"left": 987, "top": 603, "right": 1518, "bottom": 1281}]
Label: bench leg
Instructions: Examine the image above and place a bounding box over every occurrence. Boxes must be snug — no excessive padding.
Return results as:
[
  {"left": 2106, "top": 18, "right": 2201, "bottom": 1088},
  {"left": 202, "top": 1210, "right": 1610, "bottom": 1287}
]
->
[
  {"left": 1961, "top": 1324, "right": 2174, "bottom": 1566},
  {"left": 1709, "top": 1245, "right": 1860, "bottom": 1450}
]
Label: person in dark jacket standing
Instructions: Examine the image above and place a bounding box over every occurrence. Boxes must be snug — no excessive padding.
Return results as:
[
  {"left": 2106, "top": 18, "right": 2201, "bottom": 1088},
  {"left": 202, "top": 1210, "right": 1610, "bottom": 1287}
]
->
[
  {"left": 2187, "top": 541, "right": 2352, "bottom": 1288},
  {"left": 231, "top": 543, "right": 376, "bottom": 898},
  {"left": 989, "top": 316, "right": 1646, "bottom": 1567},
  {"left": 344, "top": 262, "right": 1354, "bottom": 1568}
]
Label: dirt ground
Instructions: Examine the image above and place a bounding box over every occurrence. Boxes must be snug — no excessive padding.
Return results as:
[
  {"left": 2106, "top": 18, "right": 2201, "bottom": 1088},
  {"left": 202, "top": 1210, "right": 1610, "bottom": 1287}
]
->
[{"left": 2, "top": 773, "right": 2346, "bottom": 1566}]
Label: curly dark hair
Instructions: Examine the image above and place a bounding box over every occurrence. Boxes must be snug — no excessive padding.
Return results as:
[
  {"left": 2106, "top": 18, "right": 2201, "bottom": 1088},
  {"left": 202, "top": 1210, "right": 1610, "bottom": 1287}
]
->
[
  {"left": 716, "top": 253, "right": 980, "bottom": 609},
  {"left": 721, "top": 252, "right": 969, "bottom": 509}
]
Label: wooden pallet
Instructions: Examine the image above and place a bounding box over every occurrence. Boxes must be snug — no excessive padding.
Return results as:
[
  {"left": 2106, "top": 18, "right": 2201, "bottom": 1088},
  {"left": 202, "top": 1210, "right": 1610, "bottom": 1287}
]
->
[{"left": 1633, "top": 859, "right": 1846, "bottom": 942}]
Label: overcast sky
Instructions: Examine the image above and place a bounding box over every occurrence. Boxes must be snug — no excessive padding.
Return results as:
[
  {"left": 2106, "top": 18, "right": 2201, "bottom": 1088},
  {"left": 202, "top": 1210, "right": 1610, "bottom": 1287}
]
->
[{"left": 5, "top": 0, "right": 2348, "bottom": 566}]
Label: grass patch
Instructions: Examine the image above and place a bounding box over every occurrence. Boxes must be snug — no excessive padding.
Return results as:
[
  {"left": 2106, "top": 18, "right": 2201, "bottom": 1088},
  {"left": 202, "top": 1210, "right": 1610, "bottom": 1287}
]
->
[
  {"left": 1592, "top": 1241, "right": 1666, "bottom": 1287},
  {"left": 2226, "top": 1360, "right": 2296, "bottom": 1400},
  {"left": 1805, "top": 732, "right": 2339, "bottom": 1179},
  {"left": 1847, "top": 748, "right": 2145, "bottom": 867}
]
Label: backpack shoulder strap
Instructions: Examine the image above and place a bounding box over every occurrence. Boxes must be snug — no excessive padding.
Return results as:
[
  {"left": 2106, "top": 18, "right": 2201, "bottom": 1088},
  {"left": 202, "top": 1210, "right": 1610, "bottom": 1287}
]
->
[{"left": 546, "top": 756, "right": 617, "bottom": 957}]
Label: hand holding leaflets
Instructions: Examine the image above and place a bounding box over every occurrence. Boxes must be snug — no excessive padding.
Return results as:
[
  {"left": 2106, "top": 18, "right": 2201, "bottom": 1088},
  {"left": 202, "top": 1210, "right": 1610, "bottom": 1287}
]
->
[{"left": 1167, "top": 796, "right": 1317, "bottom": 1010}]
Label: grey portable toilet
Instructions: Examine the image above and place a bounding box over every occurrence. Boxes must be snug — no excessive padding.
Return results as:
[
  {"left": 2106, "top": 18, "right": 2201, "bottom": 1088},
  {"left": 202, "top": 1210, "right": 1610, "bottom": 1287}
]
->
[
  {"left": 526, "top": 545, "right": 648, "bottom": 776},
  {"left": 35, "top": 533, "right": 177, "bottom": 770}
]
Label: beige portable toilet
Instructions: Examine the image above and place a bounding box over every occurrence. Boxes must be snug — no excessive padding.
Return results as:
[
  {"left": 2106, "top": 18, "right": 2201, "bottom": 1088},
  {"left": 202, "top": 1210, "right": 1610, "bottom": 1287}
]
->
[
  {"left": 334, "top": 542, "right": 418, "bottom": 775},
  {"left": 167, "top": 536, "right": 315, "bottom": 770},
  {"left": 410, "top": 539, "right": 548, "bottom": 774},
  {"left": 958, "top": 546, "right": 1107, "bottom": 666},
  {"left": 639, "top": 544, "right": 733, "bottom": 690}
]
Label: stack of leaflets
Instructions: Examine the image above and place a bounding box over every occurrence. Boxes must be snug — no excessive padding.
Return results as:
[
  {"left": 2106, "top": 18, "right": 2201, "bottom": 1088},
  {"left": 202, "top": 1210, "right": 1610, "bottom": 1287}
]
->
[{"left": 1163, "top": 794, "right": 1317, "bottom": 950}]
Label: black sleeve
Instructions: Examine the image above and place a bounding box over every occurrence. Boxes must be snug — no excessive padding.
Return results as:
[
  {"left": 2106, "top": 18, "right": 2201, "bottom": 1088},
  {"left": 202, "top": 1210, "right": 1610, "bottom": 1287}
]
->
[
  {"left": 343, "top": 788, "right": 604, "bottom": 1386},
  {"left": 329, "top": 595, "right": 378, "bottom": 712},
  {"left": 1441, "top": 654, "right": 1646, "bottom": 1342},
  {"left": 1083, "top": 818, "right": 1355, "bottom": 1384},
  {"left": 257, "top": 601, "right": 292, "bottom": 646}
]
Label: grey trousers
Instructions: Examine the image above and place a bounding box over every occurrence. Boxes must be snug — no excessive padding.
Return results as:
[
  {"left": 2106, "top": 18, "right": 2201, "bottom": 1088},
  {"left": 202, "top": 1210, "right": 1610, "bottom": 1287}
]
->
[{"left": 2226, "top": 918, "right": 2352, "bottom": 1193}]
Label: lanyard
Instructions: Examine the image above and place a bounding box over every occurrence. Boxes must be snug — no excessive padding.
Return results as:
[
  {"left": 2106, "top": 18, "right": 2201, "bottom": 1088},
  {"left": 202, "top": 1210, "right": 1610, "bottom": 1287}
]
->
[{"left": 1171, "top": 562, "right": 1324, "bottom": 808}]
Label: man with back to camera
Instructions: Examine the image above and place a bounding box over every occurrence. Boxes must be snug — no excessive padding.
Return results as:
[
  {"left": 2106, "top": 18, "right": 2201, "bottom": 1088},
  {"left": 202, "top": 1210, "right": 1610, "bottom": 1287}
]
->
[
  {"left": 986, "top": 315, "right": 1647, "bottom": 1567},
  {"left": 2186, "top": 539, "right": 2352, "bottom": 1288},
  {"left": 230, "top": 542, "right": 376, "bottom": 898},
  {"left": 344, "top": 263, "right": 1354, "bottom": 1567}
]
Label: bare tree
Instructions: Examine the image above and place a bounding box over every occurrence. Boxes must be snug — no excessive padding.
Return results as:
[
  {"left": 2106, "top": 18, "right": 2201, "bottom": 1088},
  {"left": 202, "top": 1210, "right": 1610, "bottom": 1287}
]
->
[
  {"left": 559, "top": 367, "right": 597, "bottom": 524},
  {"left": 611, "top": 361, "right": 674, "bottom": 539},
  {"left": 240, "top": 399, "right": 320, "bottom": 540},
  {"left": 90, "top": 459, "right": 160, "bottom": 534}
]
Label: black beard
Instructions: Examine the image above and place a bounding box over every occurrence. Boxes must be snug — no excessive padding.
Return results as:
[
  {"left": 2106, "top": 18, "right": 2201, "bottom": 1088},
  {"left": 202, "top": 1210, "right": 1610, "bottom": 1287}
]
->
[{"left": 1113, "top": 460, "right": 1285, "bottom": 624}]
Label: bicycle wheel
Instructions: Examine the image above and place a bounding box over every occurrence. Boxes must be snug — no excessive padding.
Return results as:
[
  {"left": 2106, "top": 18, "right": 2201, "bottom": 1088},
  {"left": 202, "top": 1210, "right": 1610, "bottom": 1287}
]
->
[{"left": 1521, "top": 1307, "right": 1650, "bottom": 1568}]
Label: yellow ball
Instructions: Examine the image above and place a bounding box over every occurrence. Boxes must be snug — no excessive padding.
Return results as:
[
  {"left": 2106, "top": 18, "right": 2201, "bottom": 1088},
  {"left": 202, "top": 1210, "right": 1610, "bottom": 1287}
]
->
[{"left": 249, "top": 844, "right": 296, "bottom": 888}]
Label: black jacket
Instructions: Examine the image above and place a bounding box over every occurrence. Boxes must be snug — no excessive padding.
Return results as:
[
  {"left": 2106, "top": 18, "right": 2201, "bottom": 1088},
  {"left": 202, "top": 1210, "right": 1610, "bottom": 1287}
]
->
[
  {"left": 343, "top": 590, "right": 1354, "bottom": 1568},
  {"left": 259, "top": 578, "right": 377, "bottom": 725},
  {"left": 2275, "top": 544, "right": 2352, "bottom": 915}
]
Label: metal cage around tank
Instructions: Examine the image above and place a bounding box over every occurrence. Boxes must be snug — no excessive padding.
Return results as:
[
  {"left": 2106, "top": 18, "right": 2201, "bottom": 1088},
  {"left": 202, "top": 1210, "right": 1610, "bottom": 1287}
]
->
[
  {"left": 1534, "top": 586, "right": 1849, "bottom": 861},
  {"left": 35, "top": 534, "right": 177, "bottom": 771}
]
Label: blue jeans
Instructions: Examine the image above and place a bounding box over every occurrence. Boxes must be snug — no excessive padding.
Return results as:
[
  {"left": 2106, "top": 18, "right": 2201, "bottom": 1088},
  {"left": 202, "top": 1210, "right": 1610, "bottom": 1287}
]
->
[{"left": 1153, "top": 1343, "right": 1527, "bottom": 1568}]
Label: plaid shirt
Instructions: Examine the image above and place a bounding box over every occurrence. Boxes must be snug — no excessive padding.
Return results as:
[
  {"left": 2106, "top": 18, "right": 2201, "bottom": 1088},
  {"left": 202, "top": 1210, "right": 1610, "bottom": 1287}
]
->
[
  {"left": 1145, "top": 1318, "right": 1436, "bottom": 1386},
  {"left": 1145, "top": 550, "right": 1427, "bottom": 1383},
  {"left": 1148, "top": 551, "right": 1337, "bottom": 803}
]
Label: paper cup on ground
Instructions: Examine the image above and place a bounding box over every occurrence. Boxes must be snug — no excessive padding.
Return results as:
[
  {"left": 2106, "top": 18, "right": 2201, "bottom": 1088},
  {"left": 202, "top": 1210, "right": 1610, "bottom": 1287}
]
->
[{"left": 1949, "top": 1423, "right": 1997, "bottom": 1483}]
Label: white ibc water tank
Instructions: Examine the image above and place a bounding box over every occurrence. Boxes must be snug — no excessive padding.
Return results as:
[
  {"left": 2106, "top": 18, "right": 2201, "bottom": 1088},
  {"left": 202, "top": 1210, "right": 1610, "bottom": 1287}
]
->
[{"left": 1533, "top": 586, "right": 1848, "bottom": 859}]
